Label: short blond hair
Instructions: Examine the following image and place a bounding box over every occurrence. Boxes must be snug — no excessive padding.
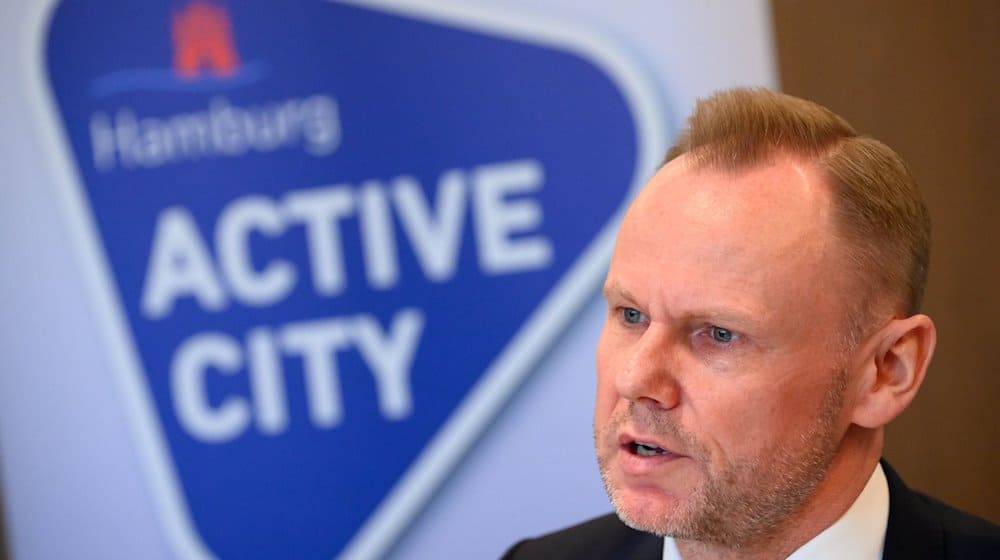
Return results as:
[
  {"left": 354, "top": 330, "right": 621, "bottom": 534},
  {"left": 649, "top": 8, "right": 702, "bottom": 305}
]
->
[{"left": 665, "top": 87, "right": 930, "bottom": 326}]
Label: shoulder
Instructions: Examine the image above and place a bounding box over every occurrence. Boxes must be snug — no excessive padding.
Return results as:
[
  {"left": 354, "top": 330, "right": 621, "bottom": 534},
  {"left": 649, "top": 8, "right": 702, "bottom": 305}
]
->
[
  {"left": 910, "top": 489, "right": 1000, "bottom": 558},
  {"left": 501, "top": 513, "right": 663, "bottom": 560},
  {"left": 882, "top": 461, "right": 1000, "bottom": 559}
]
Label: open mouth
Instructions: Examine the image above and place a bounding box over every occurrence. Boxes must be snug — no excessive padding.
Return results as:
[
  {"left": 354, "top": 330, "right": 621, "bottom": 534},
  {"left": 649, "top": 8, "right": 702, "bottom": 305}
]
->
[{"left": 628, "top": 440, "right": 671, "bottom": 457}]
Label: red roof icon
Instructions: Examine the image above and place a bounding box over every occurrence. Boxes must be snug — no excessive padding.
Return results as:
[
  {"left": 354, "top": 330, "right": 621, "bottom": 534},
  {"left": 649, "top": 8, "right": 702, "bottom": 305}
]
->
[{"left": 171, "top": 0, "right": 241, "bottom": 79}]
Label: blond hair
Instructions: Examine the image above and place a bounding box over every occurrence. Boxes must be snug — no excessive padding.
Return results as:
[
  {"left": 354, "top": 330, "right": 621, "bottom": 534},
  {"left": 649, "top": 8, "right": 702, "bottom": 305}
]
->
[{"left": 665, "top": 88, "right": 930, "bottom": 328}]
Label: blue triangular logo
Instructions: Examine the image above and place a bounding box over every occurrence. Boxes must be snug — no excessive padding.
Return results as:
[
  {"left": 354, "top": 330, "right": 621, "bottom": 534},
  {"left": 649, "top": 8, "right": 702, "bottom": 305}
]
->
[{"left": 42, "top": 0, "right": 666, "bottom": 557}]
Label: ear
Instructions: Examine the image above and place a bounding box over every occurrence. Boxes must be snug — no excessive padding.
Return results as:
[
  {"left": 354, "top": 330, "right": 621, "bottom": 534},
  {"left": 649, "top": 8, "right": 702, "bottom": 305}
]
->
[{"left": 850, "top": 314, "right": 937, "bottom": 429}]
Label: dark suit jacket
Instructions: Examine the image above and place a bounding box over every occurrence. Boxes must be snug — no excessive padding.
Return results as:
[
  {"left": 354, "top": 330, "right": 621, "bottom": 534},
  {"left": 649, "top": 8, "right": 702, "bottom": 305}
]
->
[{"left": 501, "top": 462, "right": 1000, "bottom": 559}]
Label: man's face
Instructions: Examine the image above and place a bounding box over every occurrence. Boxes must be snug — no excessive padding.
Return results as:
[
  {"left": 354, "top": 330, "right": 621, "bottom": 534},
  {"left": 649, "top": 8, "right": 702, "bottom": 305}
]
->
[{"left": 594, "top": 154, "right": 856, "bottom": 547}]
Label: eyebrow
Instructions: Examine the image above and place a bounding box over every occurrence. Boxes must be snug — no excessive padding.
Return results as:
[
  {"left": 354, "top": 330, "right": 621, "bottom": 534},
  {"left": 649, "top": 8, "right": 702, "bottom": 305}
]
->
[
  {"left": 602, "top": 279, "right": 766, "bottom": 329},
  {"left": 602, "top": 280, "right": 635, "bottom": 302}
]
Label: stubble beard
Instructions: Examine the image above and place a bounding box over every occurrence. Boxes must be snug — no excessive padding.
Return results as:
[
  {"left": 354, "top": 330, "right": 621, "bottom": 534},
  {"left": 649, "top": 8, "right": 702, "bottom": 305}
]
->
[{"left": 596, "top": 368, "right": 848, "bottom": 549}]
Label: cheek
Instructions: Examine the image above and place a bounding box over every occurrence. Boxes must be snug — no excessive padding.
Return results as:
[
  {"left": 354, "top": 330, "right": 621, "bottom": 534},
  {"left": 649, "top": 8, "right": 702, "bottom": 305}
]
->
[
  {"left": 594, "top": 327, "right": 620, "bottom": 420},
  {"left": 706, "top": 378, "right": 829, "bottom": 458}
]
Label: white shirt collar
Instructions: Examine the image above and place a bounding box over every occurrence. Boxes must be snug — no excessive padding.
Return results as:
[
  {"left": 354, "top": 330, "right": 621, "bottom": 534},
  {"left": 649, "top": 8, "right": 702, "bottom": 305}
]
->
[{"left": 662, "top": 463, "right": 889, "bottom": 560}]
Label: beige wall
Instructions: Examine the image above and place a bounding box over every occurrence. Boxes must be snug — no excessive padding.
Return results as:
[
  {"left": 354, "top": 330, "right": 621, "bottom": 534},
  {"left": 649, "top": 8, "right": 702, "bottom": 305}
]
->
[{"left": 772, "top": 0, "right": 999, "bottom": 522}]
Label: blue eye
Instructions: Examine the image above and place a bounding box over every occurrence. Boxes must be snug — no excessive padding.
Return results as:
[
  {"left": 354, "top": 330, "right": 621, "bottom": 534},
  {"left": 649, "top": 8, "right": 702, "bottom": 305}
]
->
[
  {"left": 709, "top": 326, "right": 734, "bottom": 343},
  {"left": 622, "top": 308, "right": 644, "bottom": 324}
]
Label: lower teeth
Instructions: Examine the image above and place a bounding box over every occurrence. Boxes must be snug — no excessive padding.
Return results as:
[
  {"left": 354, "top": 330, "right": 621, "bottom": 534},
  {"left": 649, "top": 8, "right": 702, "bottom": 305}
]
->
[{"left": 636, "top": 444, "right": 660, "bottom": 456}]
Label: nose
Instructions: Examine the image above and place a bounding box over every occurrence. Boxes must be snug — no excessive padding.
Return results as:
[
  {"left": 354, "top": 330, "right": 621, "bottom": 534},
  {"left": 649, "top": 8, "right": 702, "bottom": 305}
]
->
[{"left": 614, "top": 325, "right": 681, "bottom": 410}]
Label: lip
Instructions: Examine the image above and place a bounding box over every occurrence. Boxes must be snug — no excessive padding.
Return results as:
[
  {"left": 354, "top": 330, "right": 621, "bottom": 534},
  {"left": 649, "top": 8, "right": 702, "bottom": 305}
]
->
[
  {"left": 617, "top": 431, "right": 684, "bottom": 454},
  {"left": 615, "top": 430, "right": 688, "bottom": 476}
]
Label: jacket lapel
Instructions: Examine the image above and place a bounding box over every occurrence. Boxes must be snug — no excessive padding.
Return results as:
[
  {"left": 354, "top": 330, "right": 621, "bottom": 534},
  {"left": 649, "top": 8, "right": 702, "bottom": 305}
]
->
[{"left": 881, "top": 460, "right": 944, "bottom": 560}]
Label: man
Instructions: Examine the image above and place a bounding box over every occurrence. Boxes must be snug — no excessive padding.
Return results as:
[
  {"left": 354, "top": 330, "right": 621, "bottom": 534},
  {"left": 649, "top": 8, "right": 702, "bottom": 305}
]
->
[{"left": 503, "top": 88, "right": 1000, "bottom": 559}]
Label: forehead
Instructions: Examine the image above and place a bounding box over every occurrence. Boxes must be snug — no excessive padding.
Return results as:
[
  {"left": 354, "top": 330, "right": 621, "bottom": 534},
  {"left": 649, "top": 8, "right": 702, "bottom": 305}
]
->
[
  {"left": 609, "top": 154, "right": 844, "bottom": 315},
  {"left": 629, "top": 154, "right": 834, "bottom": 247}
]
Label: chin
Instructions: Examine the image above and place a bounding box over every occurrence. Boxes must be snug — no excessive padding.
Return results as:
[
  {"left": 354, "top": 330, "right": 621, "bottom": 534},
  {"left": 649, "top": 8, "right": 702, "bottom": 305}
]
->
[
  {"left": 612, "top": 492, "right": 685, "bottom": 538},
  {"left": 603, "top": 474, "right": 688, "bottom": 538}
]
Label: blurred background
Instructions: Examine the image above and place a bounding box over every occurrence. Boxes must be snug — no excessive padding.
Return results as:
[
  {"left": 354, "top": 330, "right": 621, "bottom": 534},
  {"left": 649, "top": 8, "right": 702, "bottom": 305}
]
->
[
  {"left": 0, "top": 1, "right": 996, "bottom": 559},
  {"left": 772, "top": 0, "right": 999, "bottom": 532}
]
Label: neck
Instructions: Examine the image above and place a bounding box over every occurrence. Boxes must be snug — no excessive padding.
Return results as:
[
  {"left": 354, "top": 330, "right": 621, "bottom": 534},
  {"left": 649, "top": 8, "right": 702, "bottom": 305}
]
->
[{"left": 676, "top": 426, "right": 883, "bottom": 560}]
